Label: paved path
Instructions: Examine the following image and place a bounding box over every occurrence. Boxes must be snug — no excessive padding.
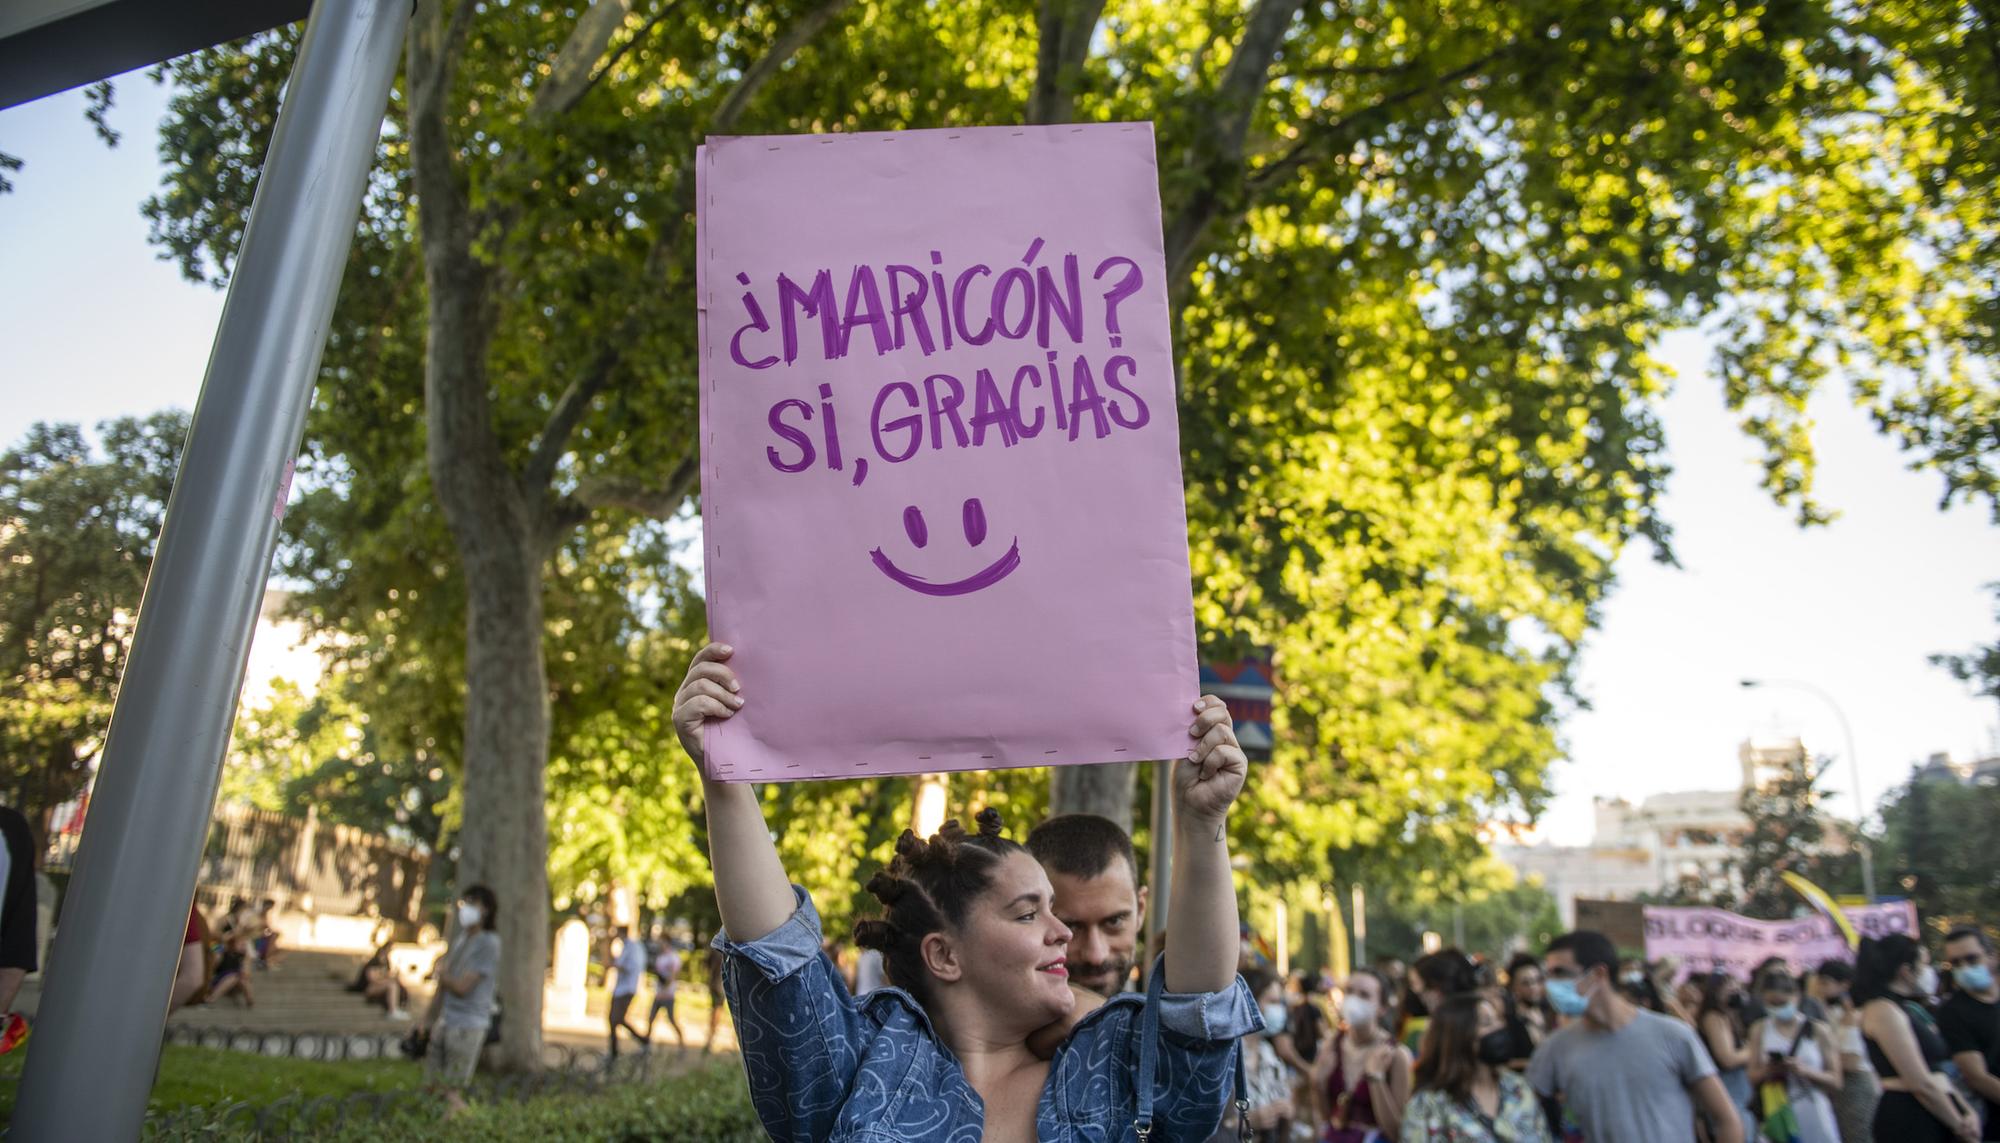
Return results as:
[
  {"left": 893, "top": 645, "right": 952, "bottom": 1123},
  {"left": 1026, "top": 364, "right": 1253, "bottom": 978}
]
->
[{"left": 15, "top": 947, "right": 737, "bottom": 1056}]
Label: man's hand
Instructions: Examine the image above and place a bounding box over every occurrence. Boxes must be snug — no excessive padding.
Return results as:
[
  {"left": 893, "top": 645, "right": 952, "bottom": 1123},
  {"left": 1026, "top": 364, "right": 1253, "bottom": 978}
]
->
[
  {"left": 1173, "top": 696, "right": 1247, "bottom": 826},
  {"left": 673, "top": 643, "right": 743, "bottom": 767},
  {"left": 1026, "top": 985, "right": 1107, "bottom": 1060}
]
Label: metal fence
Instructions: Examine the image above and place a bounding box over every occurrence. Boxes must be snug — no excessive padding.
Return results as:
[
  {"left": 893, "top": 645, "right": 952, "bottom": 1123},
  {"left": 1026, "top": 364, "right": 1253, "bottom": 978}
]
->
[{"left": 48, "top": 801, "right": 429, "bottom": 934}]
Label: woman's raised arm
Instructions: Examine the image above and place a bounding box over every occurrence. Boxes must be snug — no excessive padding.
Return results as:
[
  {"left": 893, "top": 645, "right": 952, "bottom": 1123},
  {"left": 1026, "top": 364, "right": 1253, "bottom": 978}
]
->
[
  {"left": 674, "top": 643, "right": 795, "bottom": 942},
  {"left": 1164, "top": 694, "right": 1249, "bottom": 993}
]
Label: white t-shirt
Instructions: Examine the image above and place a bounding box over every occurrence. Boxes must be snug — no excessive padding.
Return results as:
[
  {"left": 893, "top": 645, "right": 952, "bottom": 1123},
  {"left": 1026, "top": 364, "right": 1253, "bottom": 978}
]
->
[
  {"left": 612, "top": 936, "right": 647, "bottom": 998},
  {"left": 653, "top": 947, "right": 682, "bottom": 996}
]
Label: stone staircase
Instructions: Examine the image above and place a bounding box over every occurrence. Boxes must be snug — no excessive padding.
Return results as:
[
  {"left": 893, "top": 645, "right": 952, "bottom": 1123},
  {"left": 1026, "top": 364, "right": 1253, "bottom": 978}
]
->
[
  {"left": 20, "top": 946, "right": 734, "bottom": 1054},
  {"left": 166, "top": 949, "right": 417, "bottom": 1039}
]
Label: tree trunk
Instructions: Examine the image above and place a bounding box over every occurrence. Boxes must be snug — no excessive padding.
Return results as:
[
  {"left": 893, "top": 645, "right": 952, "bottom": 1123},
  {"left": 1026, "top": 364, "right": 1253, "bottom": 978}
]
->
[
  {"left": 454, "top": 531, "right": 551, "bottom": 1071},
  {"left": 1049, "top": 761, "right": 1138, "bottom": 834}
]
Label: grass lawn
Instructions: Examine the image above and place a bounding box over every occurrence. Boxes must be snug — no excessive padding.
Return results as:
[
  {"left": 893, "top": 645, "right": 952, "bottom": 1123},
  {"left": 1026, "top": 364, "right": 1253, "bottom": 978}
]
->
[{"left": 0, "top": 1041, "right": 420, "bottom": 1120}]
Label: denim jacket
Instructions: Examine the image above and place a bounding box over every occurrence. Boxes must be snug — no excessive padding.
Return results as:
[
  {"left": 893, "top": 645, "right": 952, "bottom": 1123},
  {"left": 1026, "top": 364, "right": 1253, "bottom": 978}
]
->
[{"left": 715, "top": 886, "right": 1260, "bottom": 1142}]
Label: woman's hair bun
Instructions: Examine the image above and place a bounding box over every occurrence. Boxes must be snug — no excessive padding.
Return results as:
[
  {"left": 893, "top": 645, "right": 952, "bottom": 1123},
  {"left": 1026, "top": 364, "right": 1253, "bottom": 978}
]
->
[
  {"left": 974, "top": 806, "right": 1005, "bottom": 839},
  {"left": 865, "top": 870, "right": 908, "bottom": 906},
  {"left": 853, "top": 918, "right": 896, "bottom": 951}
]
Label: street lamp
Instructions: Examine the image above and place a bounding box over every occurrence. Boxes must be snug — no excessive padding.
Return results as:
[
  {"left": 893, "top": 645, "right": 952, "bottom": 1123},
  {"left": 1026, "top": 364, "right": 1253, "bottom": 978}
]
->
[{"left": 1739, "top": 677, "right": 1878, "bottom": 901}]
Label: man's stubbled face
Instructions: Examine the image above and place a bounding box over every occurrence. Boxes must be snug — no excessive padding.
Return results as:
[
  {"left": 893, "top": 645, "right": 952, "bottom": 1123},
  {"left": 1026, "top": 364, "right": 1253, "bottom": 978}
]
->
[{"left": 1045, "top": 859, "right": 1146, "bottom": 997}]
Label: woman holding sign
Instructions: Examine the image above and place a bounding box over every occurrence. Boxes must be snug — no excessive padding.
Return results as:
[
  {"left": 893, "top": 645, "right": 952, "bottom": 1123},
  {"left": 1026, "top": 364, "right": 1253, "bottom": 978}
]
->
[{"left": 674, "top": 642, "right": 1257, "bottom": 1142}]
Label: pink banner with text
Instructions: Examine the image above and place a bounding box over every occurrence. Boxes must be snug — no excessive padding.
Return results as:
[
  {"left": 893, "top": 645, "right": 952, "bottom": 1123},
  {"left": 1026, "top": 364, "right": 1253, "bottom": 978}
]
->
[
  {"left": 694, "top": 124, "right": 1197, "bottom": 782},
  {"left": 1643, "top": 901, "right": 1920, "bottom": 981}
]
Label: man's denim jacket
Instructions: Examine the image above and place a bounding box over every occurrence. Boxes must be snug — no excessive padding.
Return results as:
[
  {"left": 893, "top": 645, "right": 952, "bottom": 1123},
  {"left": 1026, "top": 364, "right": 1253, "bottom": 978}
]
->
[{"left": 714, "top": 886, "right": 1260, "bottom": 1142}]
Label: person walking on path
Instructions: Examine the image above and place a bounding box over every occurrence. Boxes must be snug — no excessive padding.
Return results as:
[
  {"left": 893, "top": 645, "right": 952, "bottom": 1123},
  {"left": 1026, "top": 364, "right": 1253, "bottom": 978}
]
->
[
  {"left": 645, "top": 936, "right": 686, "bottom": 1048},
  {"left": 607, "top": 925, "right": 649, "bottom": 1058}
]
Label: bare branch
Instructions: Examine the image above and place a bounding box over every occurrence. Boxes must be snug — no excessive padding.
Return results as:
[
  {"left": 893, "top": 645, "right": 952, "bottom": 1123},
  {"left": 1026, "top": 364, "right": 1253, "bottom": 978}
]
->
[
  {"left": 565, "top": 457, "right": 701, "bottom": 523},
  {"left": 711, "top": 0, "right": 856, "bottom": 132},
  {"left": 571, "top": 0, "right": 689, "bottom": 108},
  {"left": 530, "top": 0, "right": 633, "bottom": 121},
  {"left": 520, "top": 0, "right": 855, "bottom": 491},
  {"left": 1160, "top": 0, "right": 1307, "bottom": 276},
  {"left": 523, "top": 343, "right": 624, "bottom": 491},
  {"left": 1243, "top": 39, "right": 1521, "bottom": 203},
  {"left": 1028, "top": 0, "right": 1110, "bottom": 124}
]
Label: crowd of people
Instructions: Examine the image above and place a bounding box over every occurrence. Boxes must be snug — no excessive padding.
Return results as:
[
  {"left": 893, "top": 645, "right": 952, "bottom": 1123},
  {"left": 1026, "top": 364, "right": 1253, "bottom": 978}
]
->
[{"left": 671, "top": 643, "right": 2000, "bottom": 1143}]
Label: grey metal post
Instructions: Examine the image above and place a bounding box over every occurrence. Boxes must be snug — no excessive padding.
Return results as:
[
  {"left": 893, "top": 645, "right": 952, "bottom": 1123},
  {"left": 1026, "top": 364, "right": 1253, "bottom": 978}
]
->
[
  {"left": 1351, "top": 882, "right": 1367, "bottom": 967},
  {"left": 1146, "top": 757, "right": 1173, "bottom": 989},
  {"left": 11, "top": 0, "right": 406, "bottom": 1134}
]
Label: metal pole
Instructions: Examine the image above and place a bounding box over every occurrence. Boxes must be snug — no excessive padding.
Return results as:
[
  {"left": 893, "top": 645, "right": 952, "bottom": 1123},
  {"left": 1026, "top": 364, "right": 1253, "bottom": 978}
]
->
[
  {"left": 1351, "top": 883, "right": 1367, "bottom": 967},
  {"left": 1147, "top": 757, "right": 1173, "bottom": 987},
  {"left": 1740, "top": 678, "right": 1879, "bottom": 901},
  {"left": 12, "top": 0, "right": 406, "bottom": 1134}
]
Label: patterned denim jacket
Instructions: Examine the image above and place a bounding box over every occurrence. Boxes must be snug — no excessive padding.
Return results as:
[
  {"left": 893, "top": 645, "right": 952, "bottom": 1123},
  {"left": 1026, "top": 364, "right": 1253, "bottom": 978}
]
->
[{"left": 714, "top": 886, "right": 1260, "bottom": 1142}]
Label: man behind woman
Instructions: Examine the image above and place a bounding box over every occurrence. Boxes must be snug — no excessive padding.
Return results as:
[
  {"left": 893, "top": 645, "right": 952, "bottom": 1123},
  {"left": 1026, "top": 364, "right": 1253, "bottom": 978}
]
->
[{"left": 678, "top": 642, "right": 1259, "bottom": 1141}]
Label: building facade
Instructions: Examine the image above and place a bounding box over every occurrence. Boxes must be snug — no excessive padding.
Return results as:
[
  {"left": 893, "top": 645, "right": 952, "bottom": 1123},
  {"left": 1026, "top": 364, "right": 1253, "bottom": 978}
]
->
[{"left": 1502, "top": 737, "right": 1819, "bottom": 925}]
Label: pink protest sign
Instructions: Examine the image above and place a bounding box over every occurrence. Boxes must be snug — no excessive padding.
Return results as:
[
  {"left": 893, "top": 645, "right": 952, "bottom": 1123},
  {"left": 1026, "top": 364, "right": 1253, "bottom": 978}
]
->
[
  {"left": 1642, "top": 901, "right": 1920, "bottom": 982},
  {"left": 695, "top": 124, "right": 1197, "bottom": 782}
]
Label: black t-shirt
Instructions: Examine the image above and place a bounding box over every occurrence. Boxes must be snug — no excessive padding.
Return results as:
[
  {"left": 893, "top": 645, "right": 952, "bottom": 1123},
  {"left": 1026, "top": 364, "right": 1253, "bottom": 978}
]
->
[
  {"left": 1939, "top": 989, "right": 2000, "bottom": 1140},
  {"left": 0, "top": 805, "right": 37, "bottom": 974}
]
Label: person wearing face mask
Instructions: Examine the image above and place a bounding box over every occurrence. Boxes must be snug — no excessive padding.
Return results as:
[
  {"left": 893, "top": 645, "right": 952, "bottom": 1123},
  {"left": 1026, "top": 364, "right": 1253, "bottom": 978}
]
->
[
  {"left": 1401, "top": 991, "right": 1553, "bottom": 1142},
  {"left": 1937, "top": 927, "right": 2000, "bottom": 1141},
  {"left": 1314, "top": 968, "right": 1413, "bottom": 1142},
  {"left": 1857, "top": 934, "right": 1980, "bottom": 1142},
  {"left": 1810, "top": 958, "right": 1881, "bottom": 1143},
  {"left": 1407, "top": 950, "right": 1479, "bottom": 1055},
  {"left": 1697, "top": 969, "right": 1760, "bottom": 1139},
  {"left": 1215, "top": 969, "right": 1300, "bottom": 1143},
  {"left": 418, "top": 885, "right": 502, "bottom": 1111},
  {"left": 1501, "top": 956, "right": 1552, "bottom": 1067},
  {"left": 1745, "top": 967, "right": 1843, "bottom": 1143},
  {"left": 1527, "top": 930, "right": 1743, "bottom": 1143}
]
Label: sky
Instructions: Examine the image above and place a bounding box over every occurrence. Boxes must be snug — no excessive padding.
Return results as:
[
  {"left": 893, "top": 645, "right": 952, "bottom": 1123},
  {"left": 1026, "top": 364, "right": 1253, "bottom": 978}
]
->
[{"left": 4, "top": 72, "right": 1996, "bottom": 844}]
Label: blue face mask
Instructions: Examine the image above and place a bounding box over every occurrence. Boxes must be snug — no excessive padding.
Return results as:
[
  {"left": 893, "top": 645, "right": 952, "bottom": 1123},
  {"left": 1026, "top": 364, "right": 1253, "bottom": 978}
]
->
[
  {"left": 1547, "top": 977, "right": 1591, "bottom": 1017},
  {"left": 1770, "top": 1003, "right": 1799, "bottom": 1022},
  {"left": 1956, "top": 964, "right": 1995, "bottom": 993}
]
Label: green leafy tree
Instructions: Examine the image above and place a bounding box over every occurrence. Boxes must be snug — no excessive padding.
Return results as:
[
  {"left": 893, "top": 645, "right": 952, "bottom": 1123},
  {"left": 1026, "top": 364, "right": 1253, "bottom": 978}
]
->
[
  {"left": 140, "top": 0, "right": 2000, "bottom": 1066},
  {"left": 1343, "top": 857, "right": 1562, "bottom": 963},
  {"left": 1931, "top": 584, "right": 2000, "bottom": 709},
  {"left": 0, "top": 413, "right": 186, "bottom": 857},
  {"left": 1733, "top": 748, "right": 1845, "bottom": 918},
  {"left": 1877, "top": 768, "right": 2000, "bottom": 932}
]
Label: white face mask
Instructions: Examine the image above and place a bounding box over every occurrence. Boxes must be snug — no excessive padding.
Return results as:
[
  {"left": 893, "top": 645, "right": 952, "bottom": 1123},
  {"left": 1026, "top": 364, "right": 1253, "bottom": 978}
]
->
[
  {"left": 1260, "top": 1003, "right": 1289, "bottom": 1034},
  {"left": 457, "top": 902, "right": 483, "bottom": 929},
  {"left": 1341, "top": 995, "right": 1378, "bottom": 1028},
  {"left": 1913, "top": 963, "right": 1939, "bottom": 998}
]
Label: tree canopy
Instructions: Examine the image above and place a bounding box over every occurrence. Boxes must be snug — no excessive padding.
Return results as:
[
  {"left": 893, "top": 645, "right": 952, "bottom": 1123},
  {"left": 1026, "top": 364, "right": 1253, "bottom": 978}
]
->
[
  {"left": 137, "top": 0, "right": 1998, "bottom": 1063},
  {"left": 0, "top": 413, "right": 186, "bottom": 855}
]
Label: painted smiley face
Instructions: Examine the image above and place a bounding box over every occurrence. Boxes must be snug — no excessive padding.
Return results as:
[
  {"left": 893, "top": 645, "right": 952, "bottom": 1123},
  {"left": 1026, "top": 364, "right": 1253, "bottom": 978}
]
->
[{"left": 869, "top": 497, "right": 1022, "bottom": 596}]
